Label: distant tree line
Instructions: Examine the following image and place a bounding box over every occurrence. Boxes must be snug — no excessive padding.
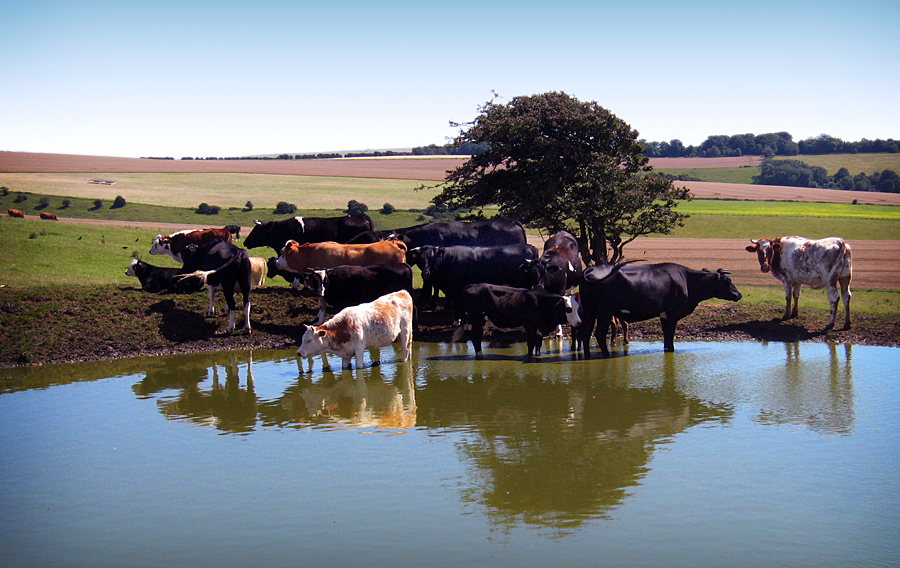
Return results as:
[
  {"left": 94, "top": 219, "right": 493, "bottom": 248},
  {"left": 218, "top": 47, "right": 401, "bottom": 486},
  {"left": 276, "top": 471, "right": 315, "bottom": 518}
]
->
[
  {"left": 641, "top": 132, "right": 899, "bottom": 158},
  {"left": 754, "top": 159, "right": 900, "bottom": 193}
]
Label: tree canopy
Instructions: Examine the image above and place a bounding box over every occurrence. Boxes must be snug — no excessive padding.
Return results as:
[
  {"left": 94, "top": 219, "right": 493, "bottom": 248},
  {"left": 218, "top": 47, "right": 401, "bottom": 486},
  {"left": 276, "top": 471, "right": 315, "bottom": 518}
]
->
[{"left": 427, "top": 91, "right": 692, "bottom": 264}]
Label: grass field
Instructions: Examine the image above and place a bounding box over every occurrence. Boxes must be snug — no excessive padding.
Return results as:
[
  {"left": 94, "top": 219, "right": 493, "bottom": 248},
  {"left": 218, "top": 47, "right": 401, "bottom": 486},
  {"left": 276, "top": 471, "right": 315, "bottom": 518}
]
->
[
  {"left": 653, "top": 167, "right": 758, "bottom": 184},
  {"left": 771, "top": 153, "right": 900, "bottom": 175}
]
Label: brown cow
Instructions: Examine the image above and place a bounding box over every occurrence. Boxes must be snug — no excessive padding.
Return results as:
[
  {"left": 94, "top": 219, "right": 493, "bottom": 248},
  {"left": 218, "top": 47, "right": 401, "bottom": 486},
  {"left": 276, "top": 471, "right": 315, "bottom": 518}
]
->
[
  {"left": 275, "top": 239, "right": 407, "bottom": 276},
  {"left": 149, "top": 227, "right": 232, "bottom": 264},
  {"left": 40, "top": 212, "right": 59, "bottom": 220},
  {"left": 8, "top": 209, "right": 24, "bottom": 218}
]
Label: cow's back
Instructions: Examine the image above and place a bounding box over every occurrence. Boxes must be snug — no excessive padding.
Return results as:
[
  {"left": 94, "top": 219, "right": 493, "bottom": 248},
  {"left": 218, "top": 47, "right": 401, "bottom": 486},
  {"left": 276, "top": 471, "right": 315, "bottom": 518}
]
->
[{"left": 778, "top": 236, "right": 852, "bottom": 288}]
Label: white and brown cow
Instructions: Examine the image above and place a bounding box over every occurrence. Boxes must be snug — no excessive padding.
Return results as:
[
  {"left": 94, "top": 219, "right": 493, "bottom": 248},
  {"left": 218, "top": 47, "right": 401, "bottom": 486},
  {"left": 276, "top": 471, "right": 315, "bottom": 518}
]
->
[
  {"left": 297, "top": 290, "right": 414, "bottom": 371},
  {"left": 746, "top": 236, "right": 852, "bottom": 330},
  {"left": 275, "top": 239, "right": 407, "bottom": 276},
  {"left": 149, "top": 227, "right": 233, "bottom": 264}
]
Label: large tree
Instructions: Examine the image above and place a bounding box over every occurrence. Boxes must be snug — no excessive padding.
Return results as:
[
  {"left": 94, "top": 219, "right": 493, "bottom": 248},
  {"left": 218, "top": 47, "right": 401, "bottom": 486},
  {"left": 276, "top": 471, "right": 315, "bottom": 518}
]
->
[{"left": 428, "top": 92, "right": 692, "bottom": 265}]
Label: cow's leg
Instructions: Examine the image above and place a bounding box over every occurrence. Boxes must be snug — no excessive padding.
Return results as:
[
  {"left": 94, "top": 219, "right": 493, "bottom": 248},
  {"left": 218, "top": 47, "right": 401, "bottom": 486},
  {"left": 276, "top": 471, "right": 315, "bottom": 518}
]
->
[
  {"left": 354, "top": 348, "right": 365, "bottom": 370},
  {"left": 579, "top": 314, "right": 596, "bottom": 358},
  {"left": 790, "top": 283, "right": 802, "bottom": 319},
  {"left": 526, "top": 329, "right": 543, "bottom": 359},
  {"left": 781, "top": 280, "right": 794, "bottom": 320},
  {"left": 399, "top": 320, "right": 412, "bottom": 362},
  {"left": 342, "top": 356, "right": 353, "bottom": 370},
  {"left": 317, "top": 298, "right": 328, "bottom": 325},
  {"left": 242, "top": 296, "right": 251, "bottom": 333},
  {"left": 223, "top": 291, "right": 237, "bottom": 333},
  {"left": 470, "top": 317, "right": 485, "bottom": 356},
  {"left": 839, "top": 275, "right": 852, "bottom": 330},
  {"left": 660, "top": 316, "right": 677, "bottom": 352},
  {"left": 206, "top": 285, "right": 216, "bottom": 317},
  {"left": 594, "top": 315, "right": 612, "bottom": 358},
  {"left": 620, "top": 320, "right": 629, "bottom": 344}
]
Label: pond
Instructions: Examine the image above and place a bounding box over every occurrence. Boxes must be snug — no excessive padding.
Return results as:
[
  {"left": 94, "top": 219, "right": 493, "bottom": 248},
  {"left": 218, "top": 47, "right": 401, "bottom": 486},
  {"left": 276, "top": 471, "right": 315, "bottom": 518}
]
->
[{"left": 1, "top": 340, "right": 898, "bottom": 568}]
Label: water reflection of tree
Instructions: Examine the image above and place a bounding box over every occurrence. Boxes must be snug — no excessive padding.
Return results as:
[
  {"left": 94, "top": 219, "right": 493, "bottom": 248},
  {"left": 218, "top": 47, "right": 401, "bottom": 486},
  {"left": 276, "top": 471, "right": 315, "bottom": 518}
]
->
[{"left": 415, "top": 359, "right": 733, "bottom": 531}]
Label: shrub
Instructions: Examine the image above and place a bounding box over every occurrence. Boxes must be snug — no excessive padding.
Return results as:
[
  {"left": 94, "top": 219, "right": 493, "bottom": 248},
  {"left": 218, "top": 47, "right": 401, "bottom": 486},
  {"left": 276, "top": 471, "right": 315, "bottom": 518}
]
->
[
  {"left": 380, "top": 203, "right": 395, "bottom": 214},
  {"left": 37, "top": 197, "right": 50, "bottom": 209},
  {"left": 275, "top": 201, "right": 297, "bottom": 215},
  {"left": 61, "top": 199, "right": 71, "bottom": 209},
  {"left": 196, "top": 203, "right": 221, "bottom": 215},
  {"left": 244, "top": 201, "right": 253, "bottom": 212},
  {"left": 14, "top": 193, "right": 27, "bottom": 203},
  {"left": 91, "top": 199, "right": 103, "bottom": 210},
  {"left": 112, "top": 195, "right": 127, "bottom": 209},
  {"left": 347, "top": 200, "right": 369, "bottom": 215}
]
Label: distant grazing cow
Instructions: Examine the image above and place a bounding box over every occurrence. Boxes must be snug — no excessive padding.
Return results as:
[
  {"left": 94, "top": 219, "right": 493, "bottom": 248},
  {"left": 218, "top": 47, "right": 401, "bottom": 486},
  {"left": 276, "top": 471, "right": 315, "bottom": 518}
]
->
[
  {"left": 126, "top": 258, "right": 182, "bottom": 294},
  {"left": 745, "top": 236, "right": 852, "bottom": 330},
  {"left": 243, "top": 214, "right": 374, "bottom": 253},
  {"left": 297, "top": 290, "right": 414, "bottom": 370},
  {"left": 40, "top": 212, "right": 59, "bottom": 220},
  {"left": 174, "top": 238, "right": 253, "bottom": 333},
  {"left": 225, "top": 225, "right": 242, "bottom": 240},
  {"left": 149, "top": 227, "right": 232, "bottom": 264},
  {"left": 451, "top": 283, "right": 582, "bottom": 360},
  {"left": 579, "top": 262, "right": 742, "bottom": 357},
  {"left": 407, "top": 243, "right": 538, "bottom": 316},
  {"left": 302, "top": 263, "right": 414, "bottom": 325},
  {"left": 275, "top": 239, "right": 407, "bottom": 276},
  {"left": 8, "top": 209, "right": 24, "bottom": 218}
]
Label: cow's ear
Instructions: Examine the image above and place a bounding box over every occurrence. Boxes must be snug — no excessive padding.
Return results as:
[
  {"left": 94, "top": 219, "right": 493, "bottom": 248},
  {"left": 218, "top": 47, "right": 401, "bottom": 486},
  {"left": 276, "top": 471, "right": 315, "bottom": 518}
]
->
[
  {"left": 546, "top": 264, "right": 560, "bottom": 273},
  {"left": 316, "top": 329, "right": 327, "bottom": 337},
  {"left": 745, "top": 245, "right": 757, "bottom": 252},
  {"left": 772, "top": 242, "right": 782, "bottom": 251},
  {"left": 254, "top": 220, "right": 262, "bottom": 225},
  {"left": 436, "top": 249, "right": 445, "bottom": 257}
]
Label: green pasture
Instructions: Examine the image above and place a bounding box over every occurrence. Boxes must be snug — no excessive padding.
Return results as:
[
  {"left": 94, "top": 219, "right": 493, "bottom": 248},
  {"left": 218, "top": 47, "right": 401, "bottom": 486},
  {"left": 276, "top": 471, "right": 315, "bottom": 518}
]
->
[
  {"left": 772, "top": 153, "right": 900, "bottom": 175},
  {"left": 0, "top": 173, "right": 437, "bottom": 211},
  {"left": 653, "top": 167, "right": 757, "bottom": 184}
]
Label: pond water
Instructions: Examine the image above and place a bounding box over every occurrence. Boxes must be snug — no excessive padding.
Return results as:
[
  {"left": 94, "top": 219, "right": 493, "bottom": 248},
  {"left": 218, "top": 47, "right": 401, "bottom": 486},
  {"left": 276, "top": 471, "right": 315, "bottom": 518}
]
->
[{"left": 1, "top": 340, "right": 898, "bottom": 568}]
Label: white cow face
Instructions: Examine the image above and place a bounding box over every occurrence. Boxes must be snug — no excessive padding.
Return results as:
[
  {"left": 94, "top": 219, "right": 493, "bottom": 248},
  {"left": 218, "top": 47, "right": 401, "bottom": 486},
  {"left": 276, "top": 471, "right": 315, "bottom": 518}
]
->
[
  {"left": 126, "top": 258, "right": 139, "bottom": 277},
  {"left": 297, "top": 325, "right": 328, "bottom": 358},
  {"left": 564, "top": 295, "right": 582, "bottom": 328}
]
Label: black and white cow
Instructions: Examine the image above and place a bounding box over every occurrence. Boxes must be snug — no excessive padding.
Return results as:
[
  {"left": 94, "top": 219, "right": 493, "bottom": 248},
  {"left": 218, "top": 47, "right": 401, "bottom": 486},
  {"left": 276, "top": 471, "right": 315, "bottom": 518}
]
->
[
  {"left": 451, "top": 283, "right": 582, "bottom": 360},
  {"left": 266, "top": 256, "right": 303, "bottom": 289},
  {"left": 578, "top": 262, "right": 742, "bottom": 357},
  {"left": 174, "top": 238, "right": 253, "bottom": 333},
  {"left": 302, "top": 263, "right": 414, "bottom": 325},
  {"left": 242, "top": 214, "right": 374, "bottom": 253},
  {"left": 125, "top": 258, "right": 182, "bottom": 294},
  {"left": 522, "top": 230, "right": 583, "bottom": 294},
  {"left": 408, "top": 243, "right": 538, "bottom": 316}
]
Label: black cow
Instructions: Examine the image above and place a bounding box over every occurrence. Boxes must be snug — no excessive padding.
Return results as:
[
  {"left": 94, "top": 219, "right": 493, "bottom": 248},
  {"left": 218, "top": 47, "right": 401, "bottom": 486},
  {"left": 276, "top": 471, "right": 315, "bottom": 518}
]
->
[
  {"left": 175, "top": 238, "right": 253, "bottom": 333},
  {"left": 266, "top": 256, "right": 302, "bottom": 289},
  {"left": 125, "top": 258, "right": 181, "bottom": 294},
  {"left": 579, "top": 262, "right": 742, "bottom": 358},
  {"left": 302, "top": 263, "right": 414, "bottom": 325},
  {"left": 242, "top": 214, "right": 374, "bottom": 253},
  {"left": 408, "top": 243, "right": 538, "bottom": 316},
  {"left": 451, "top": 283, "right": 583, "bottom": 360}
]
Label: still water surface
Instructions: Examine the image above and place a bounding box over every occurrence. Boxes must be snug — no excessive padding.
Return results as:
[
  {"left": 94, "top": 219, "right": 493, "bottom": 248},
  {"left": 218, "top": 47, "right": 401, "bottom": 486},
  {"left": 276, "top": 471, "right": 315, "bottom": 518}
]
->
[{"left": 1, "top": 340, "right": 898, "bottom": 567}]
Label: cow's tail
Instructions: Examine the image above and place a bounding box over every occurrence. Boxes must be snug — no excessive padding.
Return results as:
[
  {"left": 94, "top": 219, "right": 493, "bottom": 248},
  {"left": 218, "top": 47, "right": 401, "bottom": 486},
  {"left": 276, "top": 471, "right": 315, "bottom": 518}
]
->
[
  {"left": 585, "top": 259, "right": 642, "bottom": 282},
  {"left": 175, "top": 249, "right": 245, "bottom": 287},
  {"left": 451, "top": 323, "right": 467, "bottom": 343}
]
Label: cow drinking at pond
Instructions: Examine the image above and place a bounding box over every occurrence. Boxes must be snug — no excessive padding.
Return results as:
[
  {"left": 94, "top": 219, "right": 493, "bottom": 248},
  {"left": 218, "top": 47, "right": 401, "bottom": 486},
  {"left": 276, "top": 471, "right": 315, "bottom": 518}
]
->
[
  {"left": 579, "top": 262, "right": 742, "bottom": 358},
  {"left": 303, "top": 263, "right": 414, "bottom": 325},
  {"left": 745, "top": 236, "right": 852, "bottom": 330},
  {"left": 297, "top": 290, "right": 414, "bottom": 371},
  {"left": 452, "top": 283, "right": 582, "bottom": 360}
]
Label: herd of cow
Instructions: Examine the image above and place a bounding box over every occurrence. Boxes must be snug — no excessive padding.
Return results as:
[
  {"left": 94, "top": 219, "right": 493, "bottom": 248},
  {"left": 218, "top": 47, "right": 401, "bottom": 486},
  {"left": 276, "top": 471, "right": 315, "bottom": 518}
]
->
[{"left": 115, "top": 212, "right": 854, "bottom": 370}]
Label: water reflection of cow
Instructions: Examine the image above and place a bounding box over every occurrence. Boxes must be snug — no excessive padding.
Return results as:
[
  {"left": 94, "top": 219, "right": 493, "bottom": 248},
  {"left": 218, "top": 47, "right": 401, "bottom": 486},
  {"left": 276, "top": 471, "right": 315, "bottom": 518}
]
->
[
  {"left": 133, "top": 352, "right": 258, "bottom": 434},
  {"left": 754, "top": 342, "right": 854, "bottom": 434},
  {"left": 270, "top": 365, "right": 417, "bottom": 430}
]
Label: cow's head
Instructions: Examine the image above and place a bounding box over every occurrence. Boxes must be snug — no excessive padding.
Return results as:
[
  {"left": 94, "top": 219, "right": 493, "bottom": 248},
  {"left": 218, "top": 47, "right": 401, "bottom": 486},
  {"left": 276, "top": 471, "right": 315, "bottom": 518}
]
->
[
  {"left": 298, "top": 325, "right": 330, "bottom": 359},
  {"left": 242, "top": 220, "right": 272, "bottom": 250},
  {"left": 522, "top": 251, "right": 568, "bottom": 293},
  {"left": 707, "top": 268, "right": 743, "bottom": 302},
  {"left": 745, "top": 239, "right": 781, "bottom": 274},
  {"left": 303, "top": 270, "right": 327, "bottom": 297},
  {"left": 149, "top": 235, "right": 170, "bottom": 255},
  {"left": 125, "top": 258, "right": 142, "bottom": 277},
  {"left": 275, "top": 240, "right": 301, "bottom": 273},
  {"left": 563, "top": 294, "right": 582, "bottom": 328},
  {"left": 408, "top": 246, "right": 443, "bottom": 279}
]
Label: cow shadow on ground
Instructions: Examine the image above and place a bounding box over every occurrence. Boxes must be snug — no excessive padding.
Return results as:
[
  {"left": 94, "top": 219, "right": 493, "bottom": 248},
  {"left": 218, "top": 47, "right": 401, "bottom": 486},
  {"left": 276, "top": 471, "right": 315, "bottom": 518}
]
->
[
  {"left": 712, "top": 318, "right": 830, "bottom": 343},
  {"left": 149, "top": 299, "right": 220, "bottom": 341}
]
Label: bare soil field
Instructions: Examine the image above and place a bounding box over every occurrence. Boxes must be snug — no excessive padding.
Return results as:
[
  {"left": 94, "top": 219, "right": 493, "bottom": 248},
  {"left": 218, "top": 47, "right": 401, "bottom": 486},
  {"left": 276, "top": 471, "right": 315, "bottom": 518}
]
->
[{"left": 5, "top": 151, "right": 899, "bottom": 206}]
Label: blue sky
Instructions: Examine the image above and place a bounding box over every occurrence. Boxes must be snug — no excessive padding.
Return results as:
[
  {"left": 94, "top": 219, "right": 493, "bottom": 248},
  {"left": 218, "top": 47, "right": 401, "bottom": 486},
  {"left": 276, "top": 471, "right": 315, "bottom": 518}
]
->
[{"left": 2, "top": 0, "right": 897, "bottom": 158}]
